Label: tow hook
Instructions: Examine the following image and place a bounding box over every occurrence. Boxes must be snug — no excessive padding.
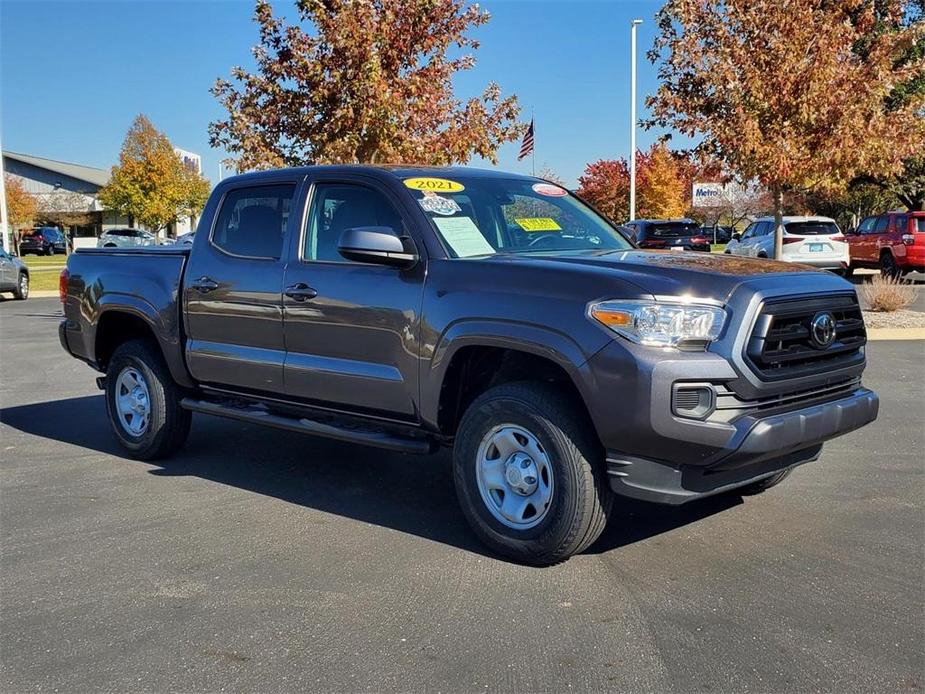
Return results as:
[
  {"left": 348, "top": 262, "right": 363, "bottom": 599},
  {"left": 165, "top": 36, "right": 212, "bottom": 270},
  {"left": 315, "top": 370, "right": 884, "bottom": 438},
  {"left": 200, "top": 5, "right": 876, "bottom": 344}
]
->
[{"left": 96, "top": 376, "right": 107, "bottom": 391}]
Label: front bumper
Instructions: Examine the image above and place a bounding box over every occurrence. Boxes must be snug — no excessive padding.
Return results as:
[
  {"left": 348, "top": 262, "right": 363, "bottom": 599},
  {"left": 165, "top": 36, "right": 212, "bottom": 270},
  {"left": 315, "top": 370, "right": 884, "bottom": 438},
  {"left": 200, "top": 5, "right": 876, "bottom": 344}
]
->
[
  {"left": 582, "top": 275, "right": 879, "bottom": 505},
  {"left": 605, "top": 387, "right": 878, "bottom": 504}
]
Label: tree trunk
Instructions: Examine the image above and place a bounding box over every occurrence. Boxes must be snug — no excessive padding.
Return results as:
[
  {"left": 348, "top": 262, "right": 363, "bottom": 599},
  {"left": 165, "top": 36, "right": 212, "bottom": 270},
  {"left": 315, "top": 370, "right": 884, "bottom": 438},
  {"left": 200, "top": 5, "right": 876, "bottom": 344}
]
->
[{"left": 773, "top": 185, "right": 784, "bottom": 260}]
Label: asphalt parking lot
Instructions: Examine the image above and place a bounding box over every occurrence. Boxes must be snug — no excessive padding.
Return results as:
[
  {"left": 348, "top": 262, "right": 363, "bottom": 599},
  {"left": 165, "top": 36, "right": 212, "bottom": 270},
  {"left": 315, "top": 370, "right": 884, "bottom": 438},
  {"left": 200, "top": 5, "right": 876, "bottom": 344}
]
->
[{"left": 1, "top": 297, "right": 923, "bottom": 692}]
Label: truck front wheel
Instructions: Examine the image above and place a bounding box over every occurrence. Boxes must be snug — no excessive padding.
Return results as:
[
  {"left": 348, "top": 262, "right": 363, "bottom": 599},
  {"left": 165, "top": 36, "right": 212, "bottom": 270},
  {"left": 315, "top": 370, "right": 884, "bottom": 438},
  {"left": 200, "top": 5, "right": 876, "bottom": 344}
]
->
[
  {"left": 105, "top": 339, "right": 191, "bottom": 460},
  {"left": 453, "top": 382, "right": 612, "bottom": 565}
]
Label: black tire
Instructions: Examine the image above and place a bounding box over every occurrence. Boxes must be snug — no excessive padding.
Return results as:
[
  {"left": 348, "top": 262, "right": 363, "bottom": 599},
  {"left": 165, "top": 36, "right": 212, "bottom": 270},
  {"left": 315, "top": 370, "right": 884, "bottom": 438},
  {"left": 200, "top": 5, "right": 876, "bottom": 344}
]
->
[
  {"left": 105, "top": 339, "right": 191, "bottom": 460},
  {"left": 453, "top": 381, "right": 612, "bottom": 566},
  {"left": 841, "top": 266, "right": 854, "bottom": 278},
  {"left": 880, "top": 251, "right": 900, "bottom": 278},
  {"left": 738, "top": 469, "right": 791, "bottom": 496},
  {"left": 12, "top": 272, "right": 28, "bottom": 300}
]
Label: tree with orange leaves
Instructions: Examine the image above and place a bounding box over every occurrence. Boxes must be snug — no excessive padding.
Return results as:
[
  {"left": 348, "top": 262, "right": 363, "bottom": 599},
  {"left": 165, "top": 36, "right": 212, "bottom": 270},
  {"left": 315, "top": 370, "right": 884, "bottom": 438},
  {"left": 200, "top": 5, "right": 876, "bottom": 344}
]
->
[
  {"left": 647, "top": 0, "right": 925, "bottom": 258},
  {"left": 577, "top": 159, "right": 630, "bottom": 222},
  {"left": 3, "top": 175, "right": 38, "bottom": 253},
  {"left": 210, "top": 0, "right": 522, "bottom": 170}
]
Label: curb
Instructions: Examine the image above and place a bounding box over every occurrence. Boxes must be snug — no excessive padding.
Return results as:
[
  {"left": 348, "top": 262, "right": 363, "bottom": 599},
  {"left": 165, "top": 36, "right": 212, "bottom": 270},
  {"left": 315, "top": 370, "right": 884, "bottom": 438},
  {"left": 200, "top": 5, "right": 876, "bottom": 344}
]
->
[{"left": 866, "top": 328, "right": 925, "bottom": 341}]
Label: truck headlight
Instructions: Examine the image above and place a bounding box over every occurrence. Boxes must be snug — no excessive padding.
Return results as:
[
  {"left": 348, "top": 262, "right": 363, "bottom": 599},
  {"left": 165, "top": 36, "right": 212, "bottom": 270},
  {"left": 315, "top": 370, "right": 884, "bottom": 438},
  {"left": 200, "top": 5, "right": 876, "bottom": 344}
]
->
[{"left": 589, "top": 299, "right": 726, "bottom": 349}]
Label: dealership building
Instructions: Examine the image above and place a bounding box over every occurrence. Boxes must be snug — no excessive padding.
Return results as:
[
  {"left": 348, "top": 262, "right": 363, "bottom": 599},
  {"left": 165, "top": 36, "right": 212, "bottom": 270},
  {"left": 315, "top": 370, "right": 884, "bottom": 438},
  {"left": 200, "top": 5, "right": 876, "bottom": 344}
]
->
[{"left": 3, "top": 150, "right": 200, "bottom": 248}]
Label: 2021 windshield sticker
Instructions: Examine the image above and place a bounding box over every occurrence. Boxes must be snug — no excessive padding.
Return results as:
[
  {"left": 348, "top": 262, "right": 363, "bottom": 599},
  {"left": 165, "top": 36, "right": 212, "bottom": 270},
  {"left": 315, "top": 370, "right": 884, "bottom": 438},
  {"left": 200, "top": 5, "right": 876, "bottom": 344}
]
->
[
  {"left": 403, "top": 177, "right": 465, "bottom": 193},
  {"left": 515, "top": 217, "right": 562, "bottom": 232},
  {"left": 418, "top": 192, "right": 462, "bottom": 216}
]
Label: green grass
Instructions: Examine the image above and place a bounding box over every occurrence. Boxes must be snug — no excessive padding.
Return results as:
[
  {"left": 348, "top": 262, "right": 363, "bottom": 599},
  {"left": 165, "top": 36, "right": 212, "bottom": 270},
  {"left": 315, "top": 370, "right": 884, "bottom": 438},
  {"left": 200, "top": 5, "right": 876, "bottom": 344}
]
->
[
  {"left": 27, "top": 271, "right": 61, "bottom": 292},
  {"left": 21, "top": 254, "right": 67, "bottom": 269},
  {"left": 710, "top": 244, "right": 727, "bottom": 253}
]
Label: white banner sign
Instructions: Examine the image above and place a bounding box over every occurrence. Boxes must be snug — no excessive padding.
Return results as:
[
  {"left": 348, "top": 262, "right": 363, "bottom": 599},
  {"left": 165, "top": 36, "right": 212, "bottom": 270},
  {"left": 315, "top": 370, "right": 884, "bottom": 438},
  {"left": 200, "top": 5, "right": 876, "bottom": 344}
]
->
[{"left": 692, "top": 182, "right": 726, "bottom": 207}]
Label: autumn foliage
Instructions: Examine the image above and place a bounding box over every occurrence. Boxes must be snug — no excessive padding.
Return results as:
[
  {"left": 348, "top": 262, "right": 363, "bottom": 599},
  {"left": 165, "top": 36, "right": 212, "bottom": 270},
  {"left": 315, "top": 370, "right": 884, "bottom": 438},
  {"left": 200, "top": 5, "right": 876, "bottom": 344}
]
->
[
  {"left": 3, "top": 175, "right": 37, "bottom": 230},
  {"left": 577, "top": 144, "right": 693, "bottom": 222},
  {"left": 210, "top": 0, "right": 522, "bottom": 170},
  {"left": 647, "top": 0, "right": 925, "bottom": 256},
  {"left": 99, "top": 115, "right": 211, "bottom": 234}
]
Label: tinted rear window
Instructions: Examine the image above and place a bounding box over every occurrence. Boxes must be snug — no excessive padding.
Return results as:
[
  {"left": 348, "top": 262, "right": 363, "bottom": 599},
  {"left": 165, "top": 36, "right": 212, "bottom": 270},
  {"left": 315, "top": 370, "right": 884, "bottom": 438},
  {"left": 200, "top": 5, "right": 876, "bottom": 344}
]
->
[
  {"left": 649, "top": 223, "right": 700, "bottom": 238},
  {"left": 784, "top": 221, "right": 840, "bottom": 236},
  {"left": 916, "top": 218, "right": 925, "bottom": 233}
]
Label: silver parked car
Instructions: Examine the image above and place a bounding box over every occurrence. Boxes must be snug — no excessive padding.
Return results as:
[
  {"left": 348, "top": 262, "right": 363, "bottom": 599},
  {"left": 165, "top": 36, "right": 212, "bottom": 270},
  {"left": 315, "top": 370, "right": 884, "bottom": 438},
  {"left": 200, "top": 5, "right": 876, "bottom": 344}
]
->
[
  {"left": 97, "top": 228, "right": 157, "bottom": 248},
  {"left": 0, "top": 245, "right": 29, "bottom": 299},
  {"left": 724, "top": 216, "right": 850, "bottom": 273}
]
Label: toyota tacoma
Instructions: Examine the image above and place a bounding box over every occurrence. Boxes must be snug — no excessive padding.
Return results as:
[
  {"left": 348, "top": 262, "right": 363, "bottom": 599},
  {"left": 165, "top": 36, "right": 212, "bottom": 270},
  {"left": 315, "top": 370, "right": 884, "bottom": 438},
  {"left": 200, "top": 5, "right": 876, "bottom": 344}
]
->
[{"left": 59, "top": 166, "right": 879, "bottom": 564}]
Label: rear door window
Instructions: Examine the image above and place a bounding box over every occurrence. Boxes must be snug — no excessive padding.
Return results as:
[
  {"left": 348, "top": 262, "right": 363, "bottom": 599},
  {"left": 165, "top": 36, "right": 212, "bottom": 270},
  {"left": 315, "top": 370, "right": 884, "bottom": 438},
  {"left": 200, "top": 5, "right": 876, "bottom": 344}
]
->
[
  {"left": 893, "top": 215, "right": 908, "bottom": 233},
  {"left": 873, "top": 216, "right": 890, "bottom": 233},
  {"left": 212, "top": 184, "right": 294, "bottom": 259}
]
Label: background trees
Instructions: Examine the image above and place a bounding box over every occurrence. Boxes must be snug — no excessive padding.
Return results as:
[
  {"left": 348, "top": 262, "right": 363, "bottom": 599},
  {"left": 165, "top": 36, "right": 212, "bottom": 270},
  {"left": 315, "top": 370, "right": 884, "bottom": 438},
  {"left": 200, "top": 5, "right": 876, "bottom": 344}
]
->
[
  {"left": 210, "top": 0, "right": 522, "bottom": 171},
  {"left": 577, "top": 144, "right": 700, "bottom": 222},
  {"left": 99, "top": 115, "right": 210, "bottom": 235},
  {"left": 3, "top": 175, "right": 38, "bottom": 254},
  {"left": 647, "top": 0, "right": 925, "bottom": 257}
]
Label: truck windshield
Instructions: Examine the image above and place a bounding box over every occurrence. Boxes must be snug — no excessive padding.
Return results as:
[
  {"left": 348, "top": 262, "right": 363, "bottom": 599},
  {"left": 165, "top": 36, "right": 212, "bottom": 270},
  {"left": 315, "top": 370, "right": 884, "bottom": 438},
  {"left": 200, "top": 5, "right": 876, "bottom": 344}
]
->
[{"left": 403, "top": 176, "right": 632, "bottom": 258}]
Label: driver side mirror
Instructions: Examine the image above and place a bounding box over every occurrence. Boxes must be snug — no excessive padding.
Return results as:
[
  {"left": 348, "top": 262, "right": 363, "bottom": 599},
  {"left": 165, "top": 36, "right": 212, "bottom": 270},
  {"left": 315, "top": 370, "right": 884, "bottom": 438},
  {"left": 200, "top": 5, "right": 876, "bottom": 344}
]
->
[
  {"left": 731, "top": 232, "right": 741, "bottom": 242},
  {"left": 338, "top": 226, "right": 419, "bottom": 269}
]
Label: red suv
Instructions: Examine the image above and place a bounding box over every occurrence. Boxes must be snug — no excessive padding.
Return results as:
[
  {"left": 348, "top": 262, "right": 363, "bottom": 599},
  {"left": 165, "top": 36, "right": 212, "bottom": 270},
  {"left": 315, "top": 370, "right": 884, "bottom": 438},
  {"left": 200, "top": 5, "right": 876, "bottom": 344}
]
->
[{"left": 847, "top": 211, "right": 925, "bottom": 277}]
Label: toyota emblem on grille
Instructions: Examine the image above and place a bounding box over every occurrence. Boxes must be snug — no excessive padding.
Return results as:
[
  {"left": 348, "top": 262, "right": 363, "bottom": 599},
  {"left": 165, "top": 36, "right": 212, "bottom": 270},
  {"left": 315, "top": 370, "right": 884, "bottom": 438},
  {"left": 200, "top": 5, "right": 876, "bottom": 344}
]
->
[{"left": 810, "top": 311, "right": 837, "bottom": 348}]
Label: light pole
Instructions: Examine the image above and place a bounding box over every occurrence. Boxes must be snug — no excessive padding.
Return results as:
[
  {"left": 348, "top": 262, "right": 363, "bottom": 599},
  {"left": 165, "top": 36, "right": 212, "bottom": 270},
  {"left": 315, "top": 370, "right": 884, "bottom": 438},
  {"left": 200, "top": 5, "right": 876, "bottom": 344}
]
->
[
  {"left": 0, "top": 134, "right": 9, "bottom": 251},
  {"left": 629, "top": 18, "right": 643, "bottom": 221}
]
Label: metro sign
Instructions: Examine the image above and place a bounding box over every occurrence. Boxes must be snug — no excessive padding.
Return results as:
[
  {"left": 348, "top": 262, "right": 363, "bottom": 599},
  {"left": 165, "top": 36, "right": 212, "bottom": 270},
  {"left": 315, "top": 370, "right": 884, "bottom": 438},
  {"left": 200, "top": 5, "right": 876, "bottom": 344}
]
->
[{"left": 692, "top": 182, "right": 725, "bottom": 207}]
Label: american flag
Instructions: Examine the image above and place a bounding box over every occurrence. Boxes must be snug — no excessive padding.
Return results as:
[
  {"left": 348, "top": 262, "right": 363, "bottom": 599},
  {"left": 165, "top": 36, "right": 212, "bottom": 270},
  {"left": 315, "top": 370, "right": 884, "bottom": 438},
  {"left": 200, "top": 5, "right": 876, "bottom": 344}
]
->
[{"left": 517, "top": 119, "right": 535, "bottom": 161}]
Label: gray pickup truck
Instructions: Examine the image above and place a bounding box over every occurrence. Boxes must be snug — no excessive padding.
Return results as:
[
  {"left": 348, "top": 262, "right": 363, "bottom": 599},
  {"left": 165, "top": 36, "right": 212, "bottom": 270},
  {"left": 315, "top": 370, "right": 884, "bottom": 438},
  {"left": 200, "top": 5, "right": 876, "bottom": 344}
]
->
[{"left": 59, "top": 166, "right": 879, "bottom": 564}]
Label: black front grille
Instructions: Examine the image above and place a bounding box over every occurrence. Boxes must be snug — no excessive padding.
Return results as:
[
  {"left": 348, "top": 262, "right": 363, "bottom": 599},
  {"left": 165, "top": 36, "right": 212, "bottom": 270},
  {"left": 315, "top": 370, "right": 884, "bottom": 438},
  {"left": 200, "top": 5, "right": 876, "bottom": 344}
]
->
[{"left": 745, "top": 294, "right": 866, "bottom": 380}]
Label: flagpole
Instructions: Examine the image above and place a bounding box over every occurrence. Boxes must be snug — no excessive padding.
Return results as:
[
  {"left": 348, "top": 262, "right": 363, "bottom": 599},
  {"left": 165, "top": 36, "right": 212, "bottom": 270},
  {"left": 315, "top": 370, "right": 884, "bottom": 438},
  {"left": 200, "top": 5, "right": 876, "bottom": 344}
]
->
[{"left": 531, "top": 108, "right": 535, "bottom": 178}]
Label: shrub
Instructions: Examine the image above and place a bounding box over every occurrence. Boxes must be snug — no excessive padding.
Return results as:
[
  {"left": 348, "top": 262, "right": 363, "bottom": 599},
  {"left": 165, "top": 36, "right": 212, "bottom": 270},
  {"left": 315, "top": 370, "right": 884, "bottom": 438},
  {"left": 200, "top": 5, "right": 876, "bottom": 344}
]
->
[{"left": 860, "top": 274, "right": 919, "bottom": 312}]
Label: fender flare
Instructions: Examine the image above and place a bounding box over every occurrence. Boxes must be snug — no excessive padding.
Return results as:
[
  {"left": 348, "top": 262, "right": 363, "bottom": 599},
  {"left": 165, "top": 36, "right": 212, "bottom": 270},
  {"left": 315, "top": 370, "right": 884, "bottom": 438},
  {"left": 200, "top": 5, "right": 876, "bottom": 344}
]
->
[
  {"left": 93, "top": 293, "right": 194, "bottom": 388},
  {"left": 420, "top": 318, "right": 602, "bottom": 429}
]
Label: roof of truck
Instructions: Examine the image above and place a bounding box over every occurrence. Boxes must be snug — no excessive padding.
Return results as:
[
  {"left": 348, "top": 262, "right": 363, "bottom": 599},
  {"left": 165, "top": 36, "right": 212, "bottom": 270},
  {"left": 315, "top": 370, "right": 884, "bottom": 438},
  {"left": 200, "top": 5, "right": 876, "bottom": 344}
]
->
[{"left": 219, "top": 164, "right": 541, "bottom": 184}]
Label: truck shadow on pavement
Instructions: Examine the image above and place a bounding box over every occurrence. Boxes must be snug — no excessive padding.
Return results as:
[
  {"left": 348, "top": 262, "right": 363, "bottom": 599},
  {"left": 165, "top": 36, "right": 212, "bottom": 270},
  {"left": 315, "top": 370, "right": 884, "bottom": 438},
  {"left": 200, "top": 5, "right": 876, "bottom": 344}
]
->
[{"left": 0, "top": 394, "right": 740, "bottom": 562}]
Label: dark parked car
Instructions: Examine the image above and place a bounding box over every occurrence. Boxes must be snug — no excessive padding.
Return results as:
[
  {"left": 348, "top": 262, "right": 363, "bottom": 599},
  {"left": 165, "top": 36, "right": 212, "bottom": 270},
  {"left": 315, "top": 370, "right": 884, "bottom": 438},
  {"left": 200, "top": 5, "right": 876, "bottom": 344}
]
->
[
  {"left": 19, "top": 227, "right": 68, "bottom": 255},
  {"left": 59, "top": 166, "right": 879, "bottom": 565},
  {"left": 621, "top": 219, "right": 711, "bottom": 251},
  {"left": 701, "top": 225, "right": 735, "bottom": 244}
]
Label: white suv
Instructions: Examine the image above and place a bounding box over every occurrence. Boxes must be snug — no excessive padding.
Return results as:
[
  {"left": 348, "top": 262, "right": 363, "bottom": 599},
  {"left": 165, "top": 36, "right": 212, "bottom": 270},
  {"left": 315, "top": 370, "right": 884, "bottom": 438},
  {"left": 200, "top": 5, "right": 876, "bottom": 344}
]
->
[
  {"left": 97, "top": 228, "right": 157, "bottom": 248},
  {"left": 725, "top": 216, "right": 849, "bottom": 273}
]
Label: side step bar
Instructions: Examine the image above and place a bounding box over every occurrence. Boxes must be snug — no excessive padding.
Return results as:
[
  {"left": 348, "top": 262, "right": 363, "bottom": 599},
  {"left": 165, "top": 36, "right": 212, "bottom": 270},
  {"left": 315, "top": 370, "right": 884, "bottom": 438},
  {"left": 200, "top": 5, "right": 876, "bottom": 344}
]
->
[{"left": 180, "top": 398, "right": 434, "bottom": 455}]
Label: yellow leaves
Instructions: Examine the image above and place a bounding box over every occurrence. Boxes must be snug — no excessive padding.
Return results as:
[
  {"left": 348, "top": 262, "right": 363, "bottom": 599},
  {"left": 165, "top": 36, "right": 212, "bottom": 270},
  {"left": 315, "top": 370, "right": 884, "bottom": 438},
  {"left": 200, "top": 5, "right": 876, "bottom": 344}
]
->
[
  {"left": 3, "top": 175, "right": 37, "bottom": 228},
  {"left": 98, "top": 115, "right": 211, "bottom": 232}
]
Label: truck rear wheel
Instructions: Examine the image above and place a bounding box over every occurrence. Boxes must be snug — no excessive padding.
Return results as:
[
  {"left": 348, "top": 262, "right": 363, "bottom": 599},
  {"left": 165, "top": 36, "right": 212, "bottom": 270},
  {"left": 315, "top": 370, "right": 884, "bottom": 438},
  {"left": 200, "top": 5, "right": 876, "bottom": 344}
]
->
[
  {"left": 105, "top": 339, "right": 191, "bottom": 460},
  {"left": 453, "top": 382, "right": 612, "bottom": 565}
]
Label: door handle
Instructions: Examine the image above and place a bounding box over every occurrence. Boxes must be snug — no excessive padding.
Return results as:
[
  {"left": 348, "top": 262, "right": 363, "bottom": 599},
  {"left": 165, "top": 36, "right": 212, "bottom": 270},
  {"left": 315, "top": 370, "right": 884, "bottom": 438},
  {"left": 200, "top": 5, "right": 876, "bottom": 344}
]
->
[
  {"left": 285, "top": 283, "right": 318, "bottom": 301},
  {"left": 190, "top": 276, "right": 219, "bottom": 293}
]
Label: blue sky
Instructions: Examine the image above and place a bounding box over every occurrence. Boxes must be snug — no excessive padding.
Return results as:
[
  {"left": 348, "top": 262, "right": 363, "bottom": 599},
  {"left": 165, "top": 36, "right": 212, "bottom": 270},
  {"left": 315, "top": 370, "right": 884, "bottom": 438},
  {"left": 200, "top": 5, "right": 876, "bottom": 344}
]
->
[{"left": 1, "top": 0, "right": 673, "bottom": 188}]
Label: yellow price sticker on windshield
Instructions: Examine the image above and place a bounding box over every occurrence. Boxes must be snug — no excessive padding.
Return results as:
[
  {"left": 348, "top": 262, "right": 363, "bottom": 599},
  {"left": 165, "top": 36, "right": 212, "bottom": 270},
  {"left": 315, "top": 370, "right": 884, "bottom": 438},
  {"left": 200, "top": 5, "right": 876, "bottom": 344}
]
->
[
  {"left": 403, "top": 177, "right": 465, "bottom": 193},
  {"left": 515, "top": 217, "right": 562, "bottom": 232}
]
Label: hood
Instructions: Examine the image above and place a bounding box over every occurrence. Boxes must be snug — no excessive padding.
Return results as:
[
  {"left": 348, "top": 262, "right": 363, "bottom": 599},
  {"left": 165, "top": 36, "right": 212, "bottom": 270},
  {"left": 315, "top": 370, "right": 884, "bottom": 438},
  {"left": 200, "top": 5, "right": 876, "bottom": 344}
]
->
[{"left": 489, "top": 249, "right": 828, "bottom": 303}]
